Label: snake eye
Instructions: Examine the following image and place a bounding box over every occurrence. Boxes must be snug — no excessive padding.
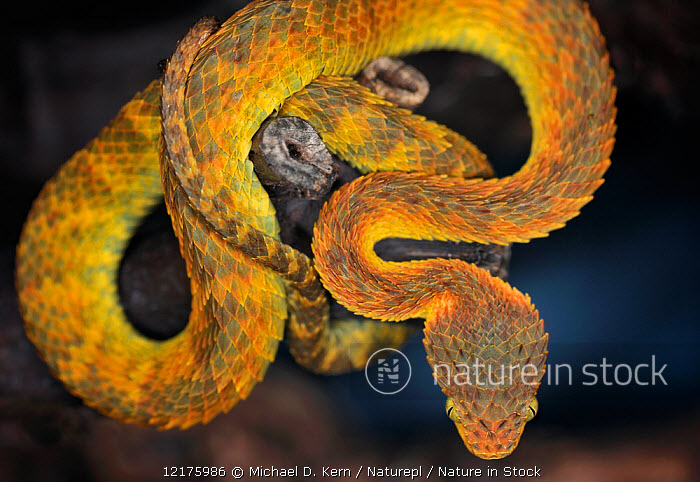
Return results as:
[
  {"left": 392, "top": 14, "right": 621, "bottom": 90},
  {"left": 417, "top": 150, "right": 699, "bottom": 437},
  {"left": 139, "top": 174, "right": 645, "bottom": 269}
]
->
[
  {"left": 524, "top": 397, "right": 539, "bottom": 422},
  {"left": 445, "top": 397, "right": 460, "bottom": 423}
]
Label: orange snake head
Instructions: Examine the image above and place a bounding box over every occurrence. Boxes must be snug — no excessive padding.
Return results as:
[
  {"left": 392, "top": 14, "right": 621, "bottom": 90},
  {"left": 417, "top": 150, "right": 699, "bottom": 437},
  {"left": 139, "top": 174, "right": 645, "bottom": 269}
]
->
[{"left": 423, "top": 271, "right": 548, "bottom": 459}]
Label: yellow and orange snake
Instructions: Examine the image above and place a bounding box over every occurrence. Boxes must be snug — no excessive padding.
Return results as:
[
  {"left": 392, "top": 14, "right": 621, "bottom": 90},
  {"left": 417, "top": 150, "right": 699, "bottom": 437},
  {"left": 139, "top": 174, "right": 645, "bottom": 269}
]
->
[{"left": 16, "top": 0, "right": 615, "bottom": 459}]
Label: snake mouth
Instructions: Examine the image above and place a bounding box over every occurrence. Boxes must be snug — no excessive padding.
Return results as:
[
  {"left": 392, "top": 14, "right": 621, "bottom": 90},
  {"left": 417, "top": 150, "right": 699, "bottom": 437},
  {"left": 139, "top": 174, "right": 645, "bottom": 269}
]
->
[
  {"left": 455, "top": 420, "right": 524, "bottom": 460},
  {"left": 469, "top": 443, "right": 518, "bottom": 460},
  {"left": 465, "top": 438, "right": 521, "bottom": 460}
]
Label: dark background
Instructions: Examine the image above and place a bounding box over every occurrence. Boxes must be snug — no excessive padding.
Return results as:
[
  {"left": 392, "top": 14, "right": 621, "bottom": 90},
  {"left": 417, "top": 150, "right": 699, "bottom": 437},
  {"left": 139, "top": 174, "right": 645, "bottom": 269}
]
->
[{"left": 1, "top": 1, "right": 699, "bottom": 480}]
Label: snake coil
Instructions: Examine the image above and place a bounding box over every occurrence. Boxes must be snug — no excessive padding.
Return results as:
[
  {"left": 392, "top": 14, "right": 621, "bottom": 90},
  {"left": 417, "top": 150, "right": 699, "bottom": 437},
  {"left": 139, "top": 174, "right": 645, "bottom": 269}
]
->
[{"left": 16, "top": 0, "right": 615, "bottom": 459}]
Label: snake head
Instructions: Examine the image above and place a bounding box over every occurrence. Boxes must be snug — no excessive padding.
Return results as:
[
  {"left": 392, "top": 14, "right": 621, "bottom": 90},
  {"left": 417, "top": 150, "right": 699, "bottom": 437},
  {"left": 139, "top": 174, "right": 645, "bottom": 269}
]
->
[
  {"left": 423, "top": 274, "right": 548, "bottom": 459},
  {"left": 442, "top": 378, "right": 543, "bottom": 459}
]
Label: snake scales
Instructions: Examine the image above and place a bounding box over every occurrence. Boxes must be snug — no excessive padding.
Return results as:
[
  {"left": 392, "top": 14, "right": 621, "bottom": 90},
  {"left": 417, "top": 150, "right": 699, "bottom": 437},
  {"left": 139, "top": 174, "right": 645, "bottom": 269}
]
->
[{"left": 16, "top": 0, "right": 615, "bottom": 459}]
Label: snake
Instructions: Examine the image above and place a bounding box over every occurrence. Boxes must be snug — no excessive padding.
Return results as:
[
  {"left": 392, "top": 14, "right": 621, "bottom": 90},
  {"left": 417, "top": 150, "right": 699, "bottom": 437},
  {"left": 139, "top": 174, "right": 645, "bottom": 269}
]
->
[{"left": 15, "top": 0, "right": 615, "bottom": 460}]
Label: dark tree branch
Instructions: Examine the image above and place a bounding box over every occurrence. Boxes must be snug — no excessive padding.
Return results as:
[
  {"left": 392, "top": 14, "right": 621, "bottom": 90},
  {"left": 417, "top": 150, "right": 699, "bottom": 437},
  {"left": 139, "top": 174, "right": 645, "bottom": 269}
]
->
[{"left": 375, "top": 239, "right": 511, "bottom": 280}]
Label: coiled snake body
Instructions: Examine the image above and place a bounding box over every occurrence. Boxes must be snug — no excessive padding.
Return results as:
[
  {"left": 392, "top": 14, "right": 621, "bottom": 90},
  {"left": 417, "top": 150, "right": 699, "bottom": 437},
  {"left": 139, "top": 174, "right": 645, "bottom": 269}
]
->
[{"left": 16, "top": 0, "right": 615, "bottom": 459}]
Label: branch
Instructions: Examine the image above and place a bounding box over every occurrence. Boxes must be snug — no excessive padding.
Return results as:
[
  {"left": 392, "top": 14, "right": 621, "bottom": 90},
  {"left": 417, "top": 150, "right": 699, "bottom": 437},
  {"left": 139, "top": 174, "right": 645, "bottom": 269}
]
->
[{"left": 358, "top": 57, "right": 430, "bottom": 110}]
